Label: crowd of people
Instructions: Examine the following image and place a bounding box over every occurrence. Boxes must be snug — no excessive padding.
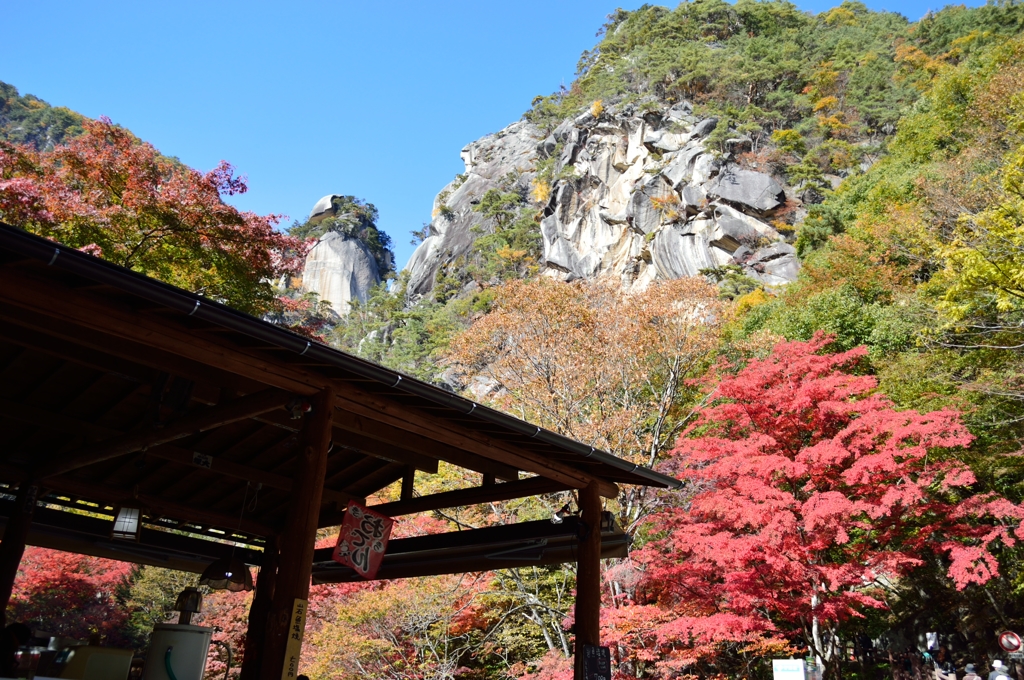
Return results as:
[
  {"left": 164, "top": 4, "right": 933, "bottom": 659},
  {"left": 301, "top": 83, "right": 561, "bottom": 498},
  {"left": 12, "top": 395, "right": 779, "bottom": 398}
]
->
[{"left": 889, "top": 647, "right": 1021, "bottom": 680}]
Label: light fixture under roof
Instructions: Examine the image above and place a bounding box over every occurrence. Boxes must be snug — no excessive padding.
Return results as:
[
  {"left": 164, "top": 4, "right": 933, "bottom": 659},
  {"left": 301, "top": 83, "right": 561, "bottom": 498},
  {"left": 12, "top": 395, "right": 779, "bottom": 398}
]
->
[
  {"left": 199, "top": 481, "right": 258, "bottom": 591},
  {"left": 111, "top": 505, "right": 142, "bottom": 542},
  {"left": 550, "top": 504, "right": 573, "bottom": 525},
  {"left": 199, "top": 556, "right": 253, "bottom": 592}
]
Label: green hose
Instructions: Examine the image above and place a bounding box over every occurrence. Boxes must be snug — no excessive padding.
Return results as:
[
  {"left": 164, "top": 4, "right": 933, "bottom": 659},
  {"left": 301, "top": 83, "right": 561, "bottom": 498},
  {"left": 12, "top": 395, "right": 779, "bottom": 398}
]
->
[{"left": 164, "top": 646, "right": 179, "bottom": 680}]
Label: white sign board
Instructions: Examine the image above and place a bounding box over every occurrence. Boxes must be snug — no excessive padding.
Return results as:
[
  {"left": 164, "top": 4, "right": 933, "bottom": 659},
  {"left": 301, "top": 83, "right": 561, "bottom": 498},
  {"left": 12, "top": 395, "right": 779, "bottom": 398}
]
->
[{"left": 773, "top": 659, "right": 806, "bottom": 680}]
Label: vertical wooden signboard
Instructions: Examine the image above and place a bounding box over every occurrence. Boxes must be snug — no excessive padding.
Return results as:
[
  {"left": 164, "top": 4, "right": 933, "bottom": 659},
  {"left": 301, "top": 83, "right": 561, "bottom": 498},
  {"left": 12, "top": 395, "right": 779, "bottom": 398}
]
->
[
  {"left": 583, "top": 645, "right": 611, "bottom": 680},
  {"left": 281, "top": 598, "right": 308, "bottom": 680}
]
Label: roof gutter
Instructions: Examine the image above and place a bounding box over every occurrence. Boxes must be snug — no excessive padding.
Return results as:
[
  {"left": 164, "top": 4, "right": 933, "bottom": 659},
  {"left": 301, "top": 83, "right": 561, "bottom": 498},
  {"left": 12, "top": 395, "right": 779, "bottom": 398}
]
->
[{"left": 0, "top": 223, "right": 684, "bottom": 490}]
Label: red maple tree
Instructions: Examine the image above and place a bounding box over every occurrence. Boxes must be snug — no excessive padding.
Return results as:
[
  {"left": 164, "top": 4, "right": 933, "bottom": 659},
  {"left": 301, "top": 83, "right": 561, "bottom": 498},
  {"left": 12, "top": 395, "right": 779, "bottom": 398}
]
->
[
  {"left": 0, "top": 116, "right": 308, "bottom": 315},
  {"left": 7, "top": 547, "right": 133, "bottom": 645},
  {"left": 628, "top": 334, "right": 1024, "bottom": 678}
]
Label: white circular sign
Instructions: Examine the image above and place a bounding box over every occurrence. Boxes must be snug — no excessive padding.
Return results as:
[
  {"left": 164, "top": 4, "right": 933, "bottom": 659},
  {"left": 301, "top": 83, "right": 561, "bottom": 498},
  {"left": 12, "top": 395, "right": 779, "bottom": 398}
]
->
[{"left": 999, "top": 631, "right": 1022, "bottom": 653}]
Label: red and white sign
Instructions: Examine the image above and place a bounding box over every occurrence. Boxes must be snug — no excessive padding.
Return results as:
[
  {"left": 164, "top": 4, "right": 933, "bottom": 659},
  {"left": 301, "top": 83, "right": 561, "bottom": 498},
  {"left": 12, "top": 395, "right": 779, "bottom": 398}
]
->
[
  {"left": 332, "top": 501, "right": 394, "bottom": 580},
  {"left": 999, "top": 631, "right": 1022, "bottom": 653}
]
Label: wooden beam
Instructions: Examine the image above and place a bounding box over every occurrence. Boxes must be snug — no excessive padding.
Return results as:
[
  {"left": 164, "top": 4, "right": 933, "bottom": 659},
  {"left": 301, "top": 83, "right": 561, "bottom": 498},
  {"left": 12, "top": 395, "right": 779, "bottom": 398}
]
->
[
  {"left": 261, "top": 387, "right": 334, "bottom": 680},
  {"left": 43, "top": 476, "right": 275, "bottom": 537},
  {"left": 333, "top": 410, "right": 520, "bottom": 483},
  {"left": 40, "top": 389, "right": 291, "bottom": 478},
  {"left": 145, "top": 448, "right": 359, "bottom": 507},
  {"left": 320, "top": 477, "right": 570, "bottom": 525},
  {"left": 0, "top": 305, "right": 258, "bottom": 398},
  {"left": 401, "top": 467, "right": 415, "bottom": 502},
  {"left": 0, "top": 271, "right": 618, "bottom": 497},
  {"left": 0, "top": 397, "right": 112, "bottom": 440},
  {"left": 574, "top": 482, "right": 603, "bottom": 680},
  {"left": 331, "top": 429, "right": 439, "bottom": 474},
  {"left": 0, "top": 398, "right": 358, "bottom": 507},
  {"left": 253, "top": 411, "right": 442, "bottom": 475},
  {"left": 333, "top": 395, "right": 620, "bottom": 498},
  {"left": 240, "top": 536, "right": 278, "bottom": 680},
  {"left": 0, "top": 271, "right": 324, "bottom": 395},
  {"left": 0, "top": 320, "right": 157, "bottom": 387}
]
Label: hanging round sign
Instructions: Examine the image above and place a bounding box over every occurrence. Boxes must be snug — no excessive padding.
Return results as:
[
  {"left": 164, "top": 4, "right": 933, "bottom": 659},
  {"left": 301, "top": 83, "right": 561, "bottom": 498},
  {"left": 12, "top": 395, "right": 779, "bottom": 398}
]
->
[{"left": 999, "top": 631, "right": 1022, "bottom": 653}]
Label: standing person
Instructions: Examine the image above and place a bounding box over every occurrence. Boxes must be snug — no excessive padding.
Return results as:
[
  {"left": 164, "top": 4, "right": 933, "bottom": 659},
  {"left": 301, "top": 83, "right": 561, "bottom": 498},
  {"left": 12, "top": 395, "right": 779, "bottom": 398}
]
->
[
  {"left": 891, "top": 650, "right": 909, "bottom": 680},
  {"left": 991, "top": 661, "right": 1010, "bottom": 680},
  {"left": 912, "top": 650, "right": 926, "bottom": 680},
  {"left": 965, "top": 664, "right": 982, "bottom": 680},
  {"left": 0, "top": 623, "right": 30, "bottom": 678},
  {"left": 935, "top": 647, "right": 957, "bottom": 680}
]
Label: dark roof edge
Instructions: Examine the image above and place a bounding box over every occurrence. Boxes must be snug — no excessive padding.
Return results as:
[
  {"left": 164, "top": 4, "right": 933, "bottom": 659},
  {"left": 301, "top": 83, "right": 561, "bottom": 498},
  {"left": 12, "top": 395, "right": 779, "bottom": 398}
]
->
[{"left": 0, "top": 223, "right": 683, "bottom": 490}]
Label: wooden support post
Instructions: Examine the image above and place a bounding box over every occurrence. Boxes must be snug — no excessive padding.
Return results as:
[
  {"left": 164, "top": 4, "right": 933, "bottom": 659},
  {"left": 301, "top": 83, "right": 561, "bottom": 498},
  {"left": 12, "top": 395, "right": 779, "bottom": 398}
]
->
[
  {"left": 401, "top": 466, "right": 415, "bottom": 502},
  {"left": 0, "top": 483, "right": 38, "bottom": 629},
  {"left": 574, "top": 482, "right": 602, "bottom": 680},
  {"left": 260, "top": 387, "right": 334, "bottom": 680},
  {"left": 239, "top": 537, "right": 278, "bottom": 680}
]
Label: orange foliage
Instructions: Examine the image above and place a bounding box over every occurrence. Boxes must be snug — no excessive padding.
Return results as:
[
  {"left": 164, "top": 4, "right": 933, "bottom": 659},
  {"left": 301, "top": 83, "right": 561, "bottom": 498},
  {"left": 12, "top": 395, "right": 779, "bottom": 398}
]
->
[
  {"left": 797, "top": 230, "right": 913, "bottom": 304},
  {"left": 447, "top": 277, "right": 722, "bottom": 484}
]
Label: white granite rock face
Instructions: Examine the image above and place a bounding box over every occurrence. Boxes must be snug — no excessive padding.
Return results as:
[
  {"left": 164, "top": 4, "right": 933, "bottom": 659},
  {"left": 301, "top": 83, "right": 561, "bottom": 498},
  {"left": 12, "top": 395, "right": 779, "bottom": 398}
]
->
[
  {"left": 405, "top": 121, "right": 542, "bottom": 296},
  {"left": 403, "top": 100, "right": 800, "bottom": 296},
  {"left": 301, "top": 231, "right": 381, "bottom": 315}
]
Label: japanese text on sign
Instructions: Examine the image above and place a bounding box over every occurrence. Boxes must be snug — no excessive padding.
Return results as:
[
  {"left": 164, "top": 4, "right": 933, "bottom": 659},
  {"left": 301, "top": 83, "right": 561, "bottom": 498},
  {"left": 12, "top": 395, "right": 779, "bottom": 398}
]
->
[
  {"left": 281, "top": 598, "right": 307, "bottom": 680},
  {"left": 332, "top": 501, "right": 394, "bottom": 579}
]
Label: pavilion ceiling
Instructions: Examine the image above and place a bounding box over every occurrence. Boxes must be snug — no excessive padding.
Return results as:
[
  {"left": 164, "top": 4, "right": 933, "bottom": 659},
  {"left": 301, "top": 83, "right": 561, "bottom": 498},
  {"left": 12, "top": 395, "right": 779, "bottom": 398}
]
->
[{"left": 0, "top": 222, "right": 679, "bottom": 567}]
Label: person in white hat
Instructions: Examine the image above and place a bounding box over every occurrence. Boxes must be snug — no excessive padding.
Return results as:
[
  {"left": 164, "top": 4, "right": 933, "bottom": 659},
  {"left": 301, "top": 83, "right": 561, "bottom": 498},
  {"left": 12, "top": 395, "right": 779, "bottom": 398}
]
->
[{"left": 989, "top": 660, "right": 1008, "bottom": 680}]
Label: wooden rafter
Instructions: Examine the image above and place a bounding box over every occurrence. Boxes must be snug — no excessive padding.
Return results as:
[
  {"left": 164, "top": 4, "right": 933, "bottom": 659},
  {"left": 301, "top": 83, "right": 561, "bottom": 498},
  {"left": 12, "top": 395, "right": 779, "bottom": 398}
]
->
[
  {"left": 1, "top": 397, "right": 357, "bottom": 506},
  {"left": 44, "top": 476, "right": 275, "bottom": 537},
  {"left": 255, "top": 410, "right": 440, "bottom": 474},
  {"left": 332, "top": 410, "right": 519, "bottom": 481},
  {"left": 0, "top": 270, "right": 619, "bottom": 496},
  {"left": 40, "top": 388, "right": 292, "bottom": 478},
  {"left": 318, "top": 476, "right": 571, "bottom": 526},
  {"left": 333, "top": 396, "right": 618, "bottom": 498}
]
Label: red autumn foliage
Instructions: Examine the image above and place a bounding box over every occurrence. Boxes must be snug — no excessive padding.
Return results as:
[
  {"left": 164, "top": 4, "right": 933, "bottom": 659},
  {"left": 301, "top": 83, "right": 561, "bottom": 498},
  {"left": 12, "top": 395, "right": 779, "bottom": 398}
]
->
[
  {"left": 518, "top": 649, "right": 574, "bottom": 680},
  {"left": 625, "top": 334, "right": 1024, "bottom": 675},
  {"left": 7, "top": 547, "right": 133, "bottom": 645},
  {"left": 0, "top": 116, "right": 309, "bottom": 315},
  {"left": 195, "top": 588, "right": 251, "bottom": 678}
]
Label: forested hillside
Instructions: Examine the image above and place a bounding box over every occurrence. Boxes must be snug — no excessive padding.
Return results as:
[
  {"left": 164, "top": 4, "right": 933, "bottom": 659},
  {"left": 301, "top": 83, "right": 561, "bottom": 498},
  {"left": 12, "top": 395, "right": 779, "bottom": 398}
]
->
[
  {"left": 5, "top": 2, "right": 1024, "bottom": 679},
  {"left": 0, "top": 81, "right": 84, "bottom": 150}
]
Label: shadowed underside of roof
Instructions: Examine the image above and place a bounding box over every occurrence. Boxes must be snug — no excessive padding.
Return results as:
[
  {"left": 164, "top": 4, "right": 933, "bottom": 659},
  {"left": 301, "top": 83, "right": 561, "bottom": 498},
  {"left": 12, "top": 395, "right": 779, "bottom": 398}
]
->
[{"left": 0, "top": 221, "right": 679, "bottom": 570}]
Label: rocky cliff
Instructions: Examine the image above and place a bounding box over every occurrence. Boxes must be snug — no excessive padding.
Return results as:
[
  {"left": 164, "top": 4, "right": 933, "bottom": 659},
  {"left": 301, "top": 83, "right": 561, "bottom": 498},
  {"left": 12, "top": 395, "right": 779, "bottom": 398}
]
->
[
  {"left": 300, "top": 195, "right": 383, "bottom": 315},
  {"left": 405, "top": 100, "right": 801, "bottom": 296}
]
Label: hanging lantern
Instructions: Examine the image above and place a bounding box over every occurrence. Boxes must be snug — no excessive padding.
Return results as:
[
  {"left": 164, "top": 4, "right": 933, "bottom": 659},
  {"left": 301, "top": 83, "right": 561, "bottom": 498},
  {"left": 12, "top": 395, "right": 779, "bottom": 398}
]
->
[
  {"left": 110, "top": 504, "right": 143, "bottom": 542},
  {"left": 199, "top": 556, "right": 253, "bottom": 592},
  {"left": 199, "top": 481, "right": 257, "bottom": 591}
]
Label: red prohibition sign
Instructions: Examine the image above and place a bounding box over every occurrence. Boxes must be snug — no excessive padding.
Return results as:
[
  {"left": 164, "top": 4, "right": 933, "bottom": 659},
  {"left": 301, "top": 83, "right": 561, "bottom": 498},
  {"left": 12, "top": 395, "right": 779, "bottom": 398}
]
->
[{"left": 999, "top": 631, "right": 1022, "bottom": 652}]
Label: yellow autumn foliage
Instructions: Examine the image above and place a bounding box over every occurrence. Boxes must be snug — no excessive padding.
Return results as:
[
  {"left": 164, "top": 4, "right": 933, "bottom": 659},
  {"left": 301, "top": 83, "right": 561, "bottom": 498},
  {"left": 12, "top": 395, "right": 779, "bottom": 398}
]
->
[{"left": 530, "top": 177, "right": 552, "bottom": 204}]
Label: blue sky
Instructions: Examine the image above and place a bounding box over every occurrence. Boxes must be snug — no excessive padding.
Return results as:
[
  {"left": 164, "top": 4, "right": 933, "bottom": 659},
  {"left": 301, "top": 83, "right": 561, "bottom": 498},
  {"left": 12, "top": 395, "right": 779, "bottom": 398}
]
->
[{"left": 1, "top": 0, "right": 982, "bottom": 268}]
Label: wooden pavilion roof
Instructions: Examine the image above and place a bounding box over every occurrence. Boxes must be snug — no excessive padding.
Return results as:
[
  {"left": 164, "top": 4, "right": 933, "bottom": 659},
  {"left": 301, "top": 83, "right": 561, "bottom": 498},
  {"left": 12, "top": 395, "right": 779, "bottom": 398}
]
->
[{"left": 0, "top": 222, "right": 679, "bottom": 573}]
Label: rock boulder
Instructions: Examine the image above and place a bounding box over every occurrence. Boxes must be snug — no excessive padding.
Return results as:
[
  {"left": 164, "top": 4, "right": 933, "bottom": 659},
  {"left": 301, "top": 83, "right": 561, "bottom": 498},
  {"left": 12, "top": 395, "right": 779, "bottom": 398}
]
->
[
  {"left": 302, "top": 231, "right": 381, "bottom": 315},
  {"left": 706, "top": 164, "right": 785, "bottom": 213}
]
